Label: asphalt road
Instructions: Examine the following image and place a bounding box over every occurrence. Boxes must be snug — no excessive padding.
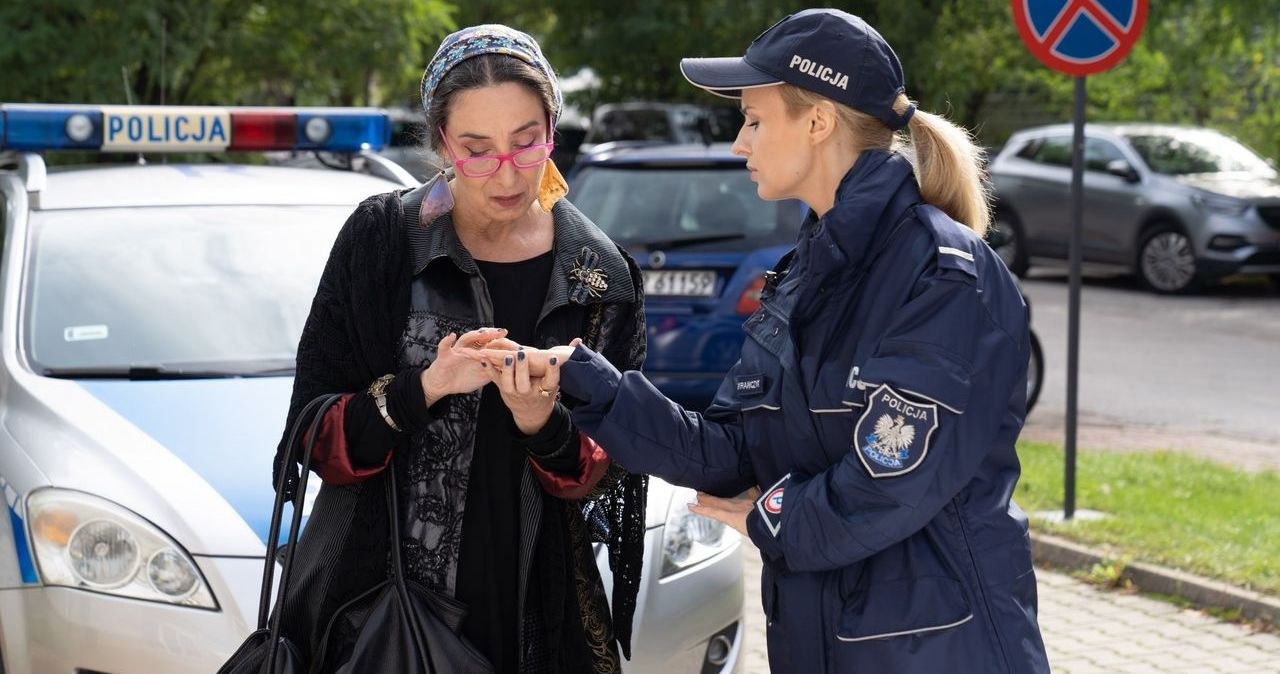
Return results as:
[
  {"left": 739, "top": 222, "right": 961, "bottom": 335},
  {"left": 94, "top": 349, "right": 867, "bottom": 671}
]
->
[{"left": 1020, "top": 271, "right": 1280, "bottom": 470}]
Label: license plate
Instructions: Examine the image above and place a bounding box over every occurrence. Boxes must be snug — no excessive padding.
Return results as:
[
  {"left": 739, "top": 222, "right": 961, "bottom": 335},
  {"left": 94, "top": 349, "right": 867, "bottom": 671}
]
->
[{"left": 643, "top": 270, "right": 717, "bottom": 297}]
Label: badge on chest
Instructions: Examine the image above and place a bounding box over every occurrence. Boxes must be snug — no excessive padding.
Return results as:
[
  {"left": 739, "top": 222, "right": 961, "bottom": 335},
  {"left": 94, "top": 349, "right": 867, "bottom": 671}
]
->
[{"left": 854, "top": 384, "right": 939, "bottom": 478}]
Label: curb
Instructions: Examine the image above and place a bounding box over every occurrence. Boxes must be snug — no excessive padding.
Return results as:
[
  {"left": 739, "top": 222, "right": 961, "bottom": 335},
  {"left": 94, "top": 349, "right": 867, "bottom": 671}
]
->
[{"left": 1031, "top": 531, "right": 1280, "bottom": 626}]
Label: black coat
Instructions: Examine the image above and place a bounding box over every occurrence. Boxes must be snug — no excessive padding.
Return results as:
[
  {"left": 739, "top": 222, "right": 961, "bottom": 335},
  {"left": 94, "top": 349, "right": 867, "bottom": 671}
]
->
[{"left": 272, "top": 179, "right": 648, "bottom": 672}]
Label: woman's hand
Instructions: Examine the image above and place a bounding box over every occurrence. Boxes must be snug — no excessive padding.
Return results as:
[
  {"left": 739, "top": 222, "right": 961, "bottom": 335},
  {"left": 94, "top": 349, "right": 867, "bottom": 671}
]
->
[
  {"left": 463, "top": 342, "right": 578, "bottom": 378},
  {"left": 482, "top": 348, "right": 566, "bottom": 435},
  {"left": 421, "top": 328, "right": 510, "bottom": 406},
  {"left": 460, "top": 342, "right": 576, "bottom": 378},
  {"left": 687, "top": 487, "right": 762, "bottom": 539}
]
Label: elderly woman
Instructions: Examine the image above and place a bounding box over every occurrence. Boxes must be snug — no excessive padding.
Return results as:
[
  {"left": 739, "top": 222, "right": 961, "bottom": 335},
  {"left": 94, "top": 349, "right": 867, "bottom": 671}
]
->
[{"left": 272, "top": 25, "right": 648, "bottom": 673}]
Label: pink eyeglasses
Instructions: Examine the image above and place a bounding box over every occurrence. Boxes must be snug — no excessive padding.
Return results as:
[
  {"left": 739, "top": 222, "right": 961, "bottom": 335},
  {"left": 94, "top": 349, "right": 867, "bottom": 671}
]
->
[{"left": 438, "top": 123, "right": 555, "bottom": 178}]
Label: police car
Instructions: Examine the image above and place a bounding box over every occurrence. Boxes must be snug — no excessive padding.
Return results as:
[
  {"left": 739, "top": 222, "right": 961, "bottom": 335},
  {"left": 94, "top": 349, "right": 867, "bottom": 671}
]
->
[{"left": 0, "top": 104, "right": 743, "bottom": 674}]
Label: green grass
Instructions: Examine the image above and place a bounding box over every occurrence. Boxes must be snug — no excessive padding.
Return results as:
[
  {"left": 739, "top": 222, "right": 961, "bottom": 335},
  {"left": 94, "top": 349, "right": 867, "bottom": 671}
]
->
[{"left": 1014, "top": 441, "right": 1280, "bottom": 595}]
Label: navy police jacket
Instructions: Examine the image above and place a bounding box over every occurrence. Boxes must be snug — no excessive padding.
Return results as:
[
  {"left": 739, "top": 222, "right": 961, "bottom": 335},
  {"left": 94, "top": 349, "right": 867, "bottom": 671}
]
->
[{"left": 561, "top": 150, "right": 1050, "bottom": 673}]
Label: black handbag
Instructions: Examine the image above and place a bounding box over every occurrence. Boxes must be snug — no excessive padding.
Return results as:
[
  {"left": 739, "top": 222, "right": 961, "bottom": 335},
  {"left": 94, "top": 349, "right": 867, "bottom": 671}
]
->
[{"left": 217, "top": 393, "right": 495, "bottom": 674}]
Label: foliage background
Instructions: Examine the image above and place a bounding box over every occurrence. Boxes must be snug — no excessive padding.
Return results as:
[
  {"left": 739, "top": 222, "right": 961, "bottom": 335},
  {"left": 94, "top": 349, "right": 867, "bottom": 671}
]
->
[{"left": 2, "top": 0, "right": 1277, "bottom": 158}]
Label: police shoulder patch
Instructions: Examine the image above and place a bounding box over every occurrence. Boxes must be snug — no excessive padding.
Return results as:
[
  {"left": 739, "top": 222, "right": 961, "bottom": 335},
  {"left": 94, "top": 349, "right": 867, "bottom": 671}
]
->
[{"left": 853, "top": 384, "right": 939, "bottom": 478}]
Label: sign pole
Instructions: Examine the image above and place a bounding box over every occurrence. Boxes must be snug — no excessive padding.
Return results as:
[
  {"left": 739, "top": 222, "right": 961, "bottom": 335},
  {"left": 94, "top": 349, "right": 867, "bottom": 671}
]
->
[
  {"left": 1011, "top": 0, "right": 1146, "bottom": 522},
  {"left": 1065, "top": 76, "right": 1086, "bottom": 521}
]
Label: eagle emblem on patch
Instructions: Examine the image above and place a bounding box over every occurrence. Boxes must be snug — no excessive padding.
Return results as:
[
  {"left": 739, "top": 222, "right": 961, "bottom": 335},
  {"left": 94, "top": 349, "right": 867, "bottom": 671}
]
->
[{"left": 854, "top": 384, "right": 939, "bottom": 478}]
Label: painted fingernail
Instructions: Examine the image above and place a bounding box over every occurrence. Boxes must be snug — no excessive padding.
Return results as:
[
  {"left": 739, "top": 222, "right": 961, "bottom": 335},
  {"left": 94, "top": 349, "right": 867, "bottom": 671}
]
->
[
  {"left": 517, "top": 351, "right": 526, "bottom": 362},
  {"left": 549, "top": 357, "right": 557, "bottom": 366},
  {"left": 505, "top": 356, "right": 513, "bottom": 366}
]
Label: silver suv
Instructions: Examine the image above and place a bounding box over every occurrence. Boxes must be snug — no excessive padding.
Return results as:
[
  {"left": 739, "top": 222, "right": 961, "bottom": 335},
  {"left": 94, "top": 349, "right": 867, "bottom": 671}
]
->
[{"left": 988, "top": 124, "right": 1280, "bottom": 293}]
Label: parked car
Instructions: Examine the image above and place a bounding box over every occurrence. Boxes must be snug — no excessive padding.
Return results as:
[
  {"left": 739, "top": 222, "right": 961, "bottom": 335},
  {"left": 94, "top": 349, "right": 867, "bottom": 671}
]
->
[
  {"left": 569, "top": 142, "right": 1044, "bottom": 416},
  {"left": 576, "top": 103, "right": 743, "bottom": 159},
  {"left": 988, "top": 124, "right": 1280, "bottom": 293},
  {"left": 0, "top": 104, "right": 743, "bottom": 674},
  {"left": 568, "top": 143, "right": 804, "bottom": 411}
]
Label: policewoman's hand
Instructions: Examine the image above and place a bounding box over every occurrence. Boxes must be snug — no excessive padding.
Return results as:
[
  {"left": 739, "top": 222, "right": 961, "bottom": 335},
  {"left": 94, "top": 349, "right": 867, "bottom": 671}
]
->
[
  {"left": 482, "top": 348, "right": 566, "bottom": 436},
  {"left": 421, "top": 328, "right": 509, "bottom": 406},
  {"left": 687, "top": 487, "right": 762, "bottom": 539}
]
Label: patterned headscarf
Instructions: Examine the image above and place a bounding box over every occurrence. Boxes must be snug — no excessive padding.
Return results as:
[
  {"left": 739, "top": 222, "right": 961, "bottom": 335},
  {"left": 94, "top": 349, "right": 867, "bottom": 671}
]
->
[{"left": 420, "top": 24, "right": 563, "bottom": 123}]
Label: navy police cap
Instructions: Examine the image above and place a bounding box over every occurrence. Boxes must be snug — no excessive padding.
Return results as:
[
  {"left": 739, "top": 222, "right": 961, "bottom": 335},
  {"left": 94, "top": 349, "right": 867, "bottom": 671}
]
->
[{"left": 680, "top": 9, "right": 915, "bottom": 130}]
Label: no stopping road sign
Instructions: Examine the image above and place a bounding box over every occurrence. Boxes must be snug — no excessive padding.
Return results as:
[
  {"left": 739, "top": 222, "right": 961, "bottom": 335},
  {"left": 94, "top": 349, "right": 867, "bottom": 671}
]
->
[{"left": 1012, "top": 0, "right": 1148, "bottom": 76}]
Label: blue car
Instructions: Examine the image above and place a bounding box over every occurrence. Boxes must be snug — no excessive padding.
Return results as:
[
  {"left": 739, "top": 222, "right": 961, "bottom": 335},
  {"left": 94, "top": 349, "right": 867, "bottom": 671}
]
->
[
  {"left": 569, "top": 143, "right": 1045, "bottom": 415},
  {"left": 568, "top": 143, "right": 806, "bottom": 410}
]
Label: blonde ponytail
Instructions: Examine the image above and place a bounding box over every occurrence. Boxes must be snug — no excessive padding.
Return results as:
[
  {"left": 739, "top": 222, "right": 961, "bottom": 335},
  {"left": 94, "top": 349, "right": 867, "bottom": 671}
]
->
[
  {"left": 901, "top": 97, "right": 990, "bottom": 235},
  {"left": 778, "top": 85, "right": 990, "bottom": 235}
]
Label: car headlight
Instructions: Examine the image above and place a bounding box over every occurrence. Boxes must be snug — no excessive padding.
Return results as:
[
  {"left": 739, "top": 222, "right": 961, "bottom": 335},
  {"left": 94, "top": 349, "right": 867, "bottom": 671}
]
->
[
  {"left": 26, "top": 489, "right": 217, "bottom": 609},
  {"left": 1191, "top": 193, "right": 1250, "bottom": 216},
  {"left": 661, "top": 487, "right": 738, "bottom": 578}
]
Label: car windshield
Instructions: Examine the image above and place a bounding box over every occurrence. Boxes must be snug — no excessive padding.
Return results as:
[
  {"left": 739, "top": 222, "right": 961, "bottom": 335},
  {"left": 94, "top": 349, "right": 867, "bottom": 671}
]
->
[
  {"left": 1124, "top": 130, "right": 1277, "bottom": 177},
  {"left": 26, "top": 205, "right": 346, "bottom": 375},
  {"left": 570, "top": 164, "right": 800, "bottom": 251}
]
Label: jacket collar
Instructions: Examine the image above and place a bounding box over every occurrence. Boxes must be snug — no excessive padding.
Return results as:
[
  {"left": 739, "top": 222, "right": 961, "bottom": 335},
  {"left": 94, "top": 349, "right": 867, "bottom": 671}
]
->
[
  {"left": 543, "top": 199, "right": 637, "bottom": 310},
  {"left": 405, "top": 175, "right": 635, "bottom": 312},
  {"left": 802, "top": 150, "right": 920, "bottom": 279}
]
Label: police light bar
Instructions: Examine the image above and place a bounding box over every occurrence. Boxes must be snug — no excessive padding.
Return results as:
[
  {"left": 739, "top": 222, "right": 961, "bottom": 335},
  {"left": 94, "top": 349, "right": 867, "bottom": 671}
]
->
[{"left": 0, "top": 104, "right": 391, "bottom": 153}]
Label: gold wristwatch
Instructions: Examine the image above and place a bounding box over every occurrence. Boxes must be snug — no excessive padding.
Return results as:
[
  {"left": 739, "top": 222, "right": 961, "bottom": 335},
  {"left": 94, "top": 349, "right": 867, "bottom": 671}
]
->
[{"left": 368, "top": 374, "right": 402, "bottom": 432}]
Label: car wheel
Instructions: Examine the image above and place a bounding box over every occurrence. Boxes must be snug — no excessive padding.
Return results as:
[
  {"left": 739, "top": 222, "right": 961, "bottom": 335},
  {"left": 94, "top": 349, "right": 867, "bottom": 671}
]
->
[
  {"left": 1027, "top": 329, "right": 1044, "bottom": 414},
  {"left": 1138, "top": 225, "right": 1200, "bottom": 294},
  {"left": 991, "top": 211, "right": 1029, "bottom": 277}
]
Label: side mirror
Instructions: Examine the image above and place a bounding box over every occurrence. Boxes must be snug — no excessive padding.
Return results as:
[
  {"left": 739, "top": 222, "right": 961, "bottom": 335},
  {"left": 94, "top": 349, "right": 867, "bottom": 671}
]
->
[{"left": 1106, "top": 159, "right": 1140, "bottom": 183}]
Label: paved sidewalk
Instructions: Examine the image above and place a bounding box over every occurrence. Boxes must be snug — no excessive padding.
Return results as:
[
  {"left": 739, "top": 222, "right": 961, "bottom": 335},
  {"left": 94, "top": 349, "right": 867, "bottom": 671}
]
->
[{"left": 738, "top": 545, "right": 1280, "bottom": 673}]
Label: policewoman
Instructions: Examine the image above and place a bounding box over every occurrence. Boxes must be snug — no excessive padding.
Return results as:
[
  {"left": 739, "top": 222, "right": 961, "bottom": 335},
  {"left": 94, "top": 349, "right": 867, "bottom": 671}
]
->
[{"left": 555, "top": 9, "right": 1050, "bottom": 674}]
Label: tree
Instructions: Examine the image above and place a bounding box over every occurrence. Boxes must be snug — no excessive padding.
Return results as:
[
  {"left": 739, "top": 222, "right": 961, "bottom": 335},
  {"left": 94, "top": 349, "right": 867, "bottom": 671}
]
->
[
  {"left": 1082, "top": 0, "right": 1280, "bottom": 161},
  {"left": 524, "top": 0, "right": 1280, "bottom": 161},
  {"left": 0, "top": 0, "right": 457, "bottom": 108},
  {"left": 537, "top": 0, "right": 816, "bottom": 106},
  {"left": 4, "top": 0, "right": 1275, "bottom": 162}
]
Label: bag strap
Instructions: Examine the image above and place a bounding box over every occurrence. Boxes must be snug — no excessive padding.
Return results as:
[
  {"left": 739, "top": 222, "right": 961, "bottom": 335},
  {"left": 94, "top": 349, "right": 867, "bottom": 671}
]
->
[
  {"left": 382, "top": 462, "right": 433, "bottom": 663},
  {"left": 259, "top": 393, "right": 344, "bottom": 669},
  {"left": 258, "top": 393, "right": 332, "bottom": 628}
]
